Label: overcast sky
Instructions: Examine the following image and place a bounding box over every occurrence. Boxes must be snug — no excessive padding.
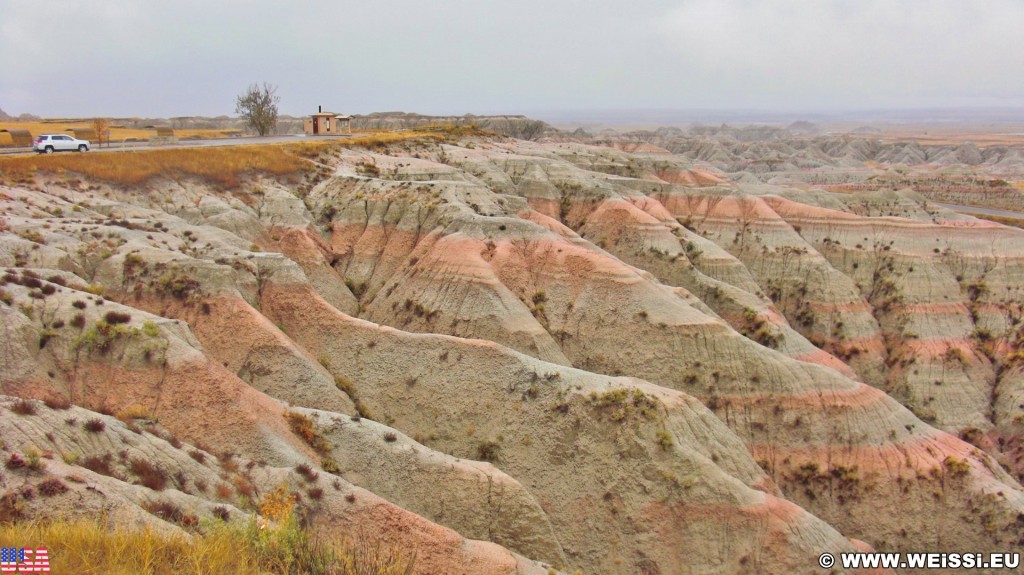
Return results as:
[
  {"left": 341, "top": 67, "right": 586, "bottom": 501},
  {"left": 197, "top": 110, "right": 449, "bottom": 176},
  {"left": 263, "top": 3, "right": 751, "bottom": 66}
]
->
[{"left": 1, "top": 0, "right": 1022, "bottom": 119}]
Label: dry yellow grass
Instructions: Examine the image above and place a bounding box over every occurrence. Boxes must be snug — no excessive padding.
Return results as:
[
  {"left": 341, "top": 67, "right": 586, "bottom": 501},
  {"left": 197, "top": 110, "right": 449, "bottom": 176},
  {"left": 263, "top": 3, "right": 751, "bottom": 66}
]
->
[
  {"left": 0, "top": 121, "right": 236, "bottom": 146},
  {"left": 973, "top": 213, "right": 1024, "bottom": 229},
  {"left": 0, "top": 127, "right": 477, "bottom": 189},
  {"left": 0, "top": 519, "right": 259, "bottom": 574},
  {"left": 0, "top": 516, "right": 415, "bottom": 575},
  {"left": 0, "top": 144, "right": 311, "bottom": 189}
]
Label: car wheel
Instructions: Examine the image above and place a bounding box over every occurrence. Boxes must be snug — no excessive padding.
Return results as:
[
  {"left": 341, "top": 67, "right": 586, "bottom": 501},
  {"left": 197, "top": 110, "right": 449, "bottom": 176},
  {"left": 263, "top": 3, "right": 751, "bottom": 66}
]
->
[
  {"left": 44, "top": 146, "right": 54, "bottom": 154},
  {"left": 78, "top": 145, "right": 88, "bottom": 152}
]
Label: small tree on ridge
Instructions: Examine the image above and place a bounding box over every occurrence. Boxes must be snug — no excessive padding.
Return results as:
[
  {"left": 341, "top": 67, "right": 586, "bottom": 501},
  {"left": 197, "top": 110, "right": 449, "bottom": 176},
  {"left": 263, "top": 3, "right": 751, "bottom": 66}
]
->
[
  {"left": 92, "top": 117, "right": 110, "bottom": 147},
  {"left": 235, "top": 82, "right": 279, "bottom": 136}
]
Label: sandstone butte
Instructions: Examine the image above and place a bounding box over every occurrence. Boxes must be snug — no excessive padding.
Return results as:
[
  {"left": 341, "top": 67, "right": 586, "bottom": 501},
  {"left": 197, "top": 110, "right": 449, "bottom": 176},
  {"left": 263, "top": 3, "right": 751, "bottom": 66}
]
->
[{"left": 0, "top": 127, "right": 1022, "bottom": 575}]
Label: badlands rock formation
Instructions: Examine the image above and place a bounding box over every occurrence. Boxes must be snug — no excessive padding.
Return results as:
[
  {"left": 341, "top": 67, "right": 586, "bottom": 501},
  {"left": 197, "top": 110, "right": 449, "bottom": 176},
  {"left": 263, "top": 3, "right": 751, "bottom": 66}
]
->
[{"left": 0, "top": 129, "right": 1022, "bottom": 574}]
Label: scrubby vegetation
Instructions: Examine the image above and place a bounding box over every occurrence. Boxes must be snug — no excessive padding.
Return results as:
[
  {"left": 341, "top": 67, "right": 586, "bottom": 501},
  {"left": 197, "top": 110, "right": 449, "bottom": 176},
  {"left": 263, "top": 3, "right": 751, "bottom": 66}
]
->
[
  {"left": 286, "top": 411, "right": 333, "bottom": 455},
  {"left": 0, "top": 509, "right": 415, "bottom": 574},
  {"left": 0, "top": 145, "right": 310, "bottom": 189},
  {"left": 588, "top": 388, "right": 658, "bottom": 422},
  {"left": 0, "top": 128, "right": 478, "bottom": 190}
]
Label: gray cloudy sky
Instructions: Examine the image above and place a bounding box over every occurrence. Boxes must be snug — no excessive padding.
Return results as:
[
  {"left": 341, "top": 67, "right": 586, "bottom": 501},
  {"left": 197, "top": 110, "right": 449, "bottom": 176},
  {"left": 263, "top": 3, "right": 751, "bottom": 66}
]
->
[{"left": 1, "top": 0, "right": 1022, "bottom": 119}]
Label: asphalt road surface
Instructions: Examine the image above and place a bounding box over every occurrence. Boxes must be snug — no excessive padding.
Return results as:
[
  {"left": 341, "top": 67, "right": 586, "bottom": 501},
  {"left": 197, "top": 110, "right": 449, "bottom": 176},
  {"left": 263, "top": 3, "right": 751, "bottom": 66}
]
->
[
  {"left": 933, "top": 202, "right": 1024, "bottom": 220},
  {"left": 0, "top": 133, "right": 352, "bottom": 156}
]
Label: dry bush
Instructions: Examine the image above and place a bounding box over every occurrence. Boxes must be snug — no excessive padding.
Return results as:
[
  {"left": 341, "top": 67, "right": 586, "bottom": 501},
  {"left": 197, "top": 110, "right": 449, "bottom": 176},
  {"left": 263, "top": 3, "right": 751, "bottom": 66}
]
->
[
  {"left": 142, "top": 500, "right": 198, "bottom": 528},
  {"left": 83, "top": 418, "right": 106, "bottom": 433},
  {"left": 129, "top": 458, "right": 169, "bottom": 491},
  {"left": 286, "top": 411, "right": 333, "bottom": 455},
  {"left": 10, "top": 399, "right": 38, "bottom": 416},
  {"left": 38, "top": 478, "right": 69, "bottom": 497}
]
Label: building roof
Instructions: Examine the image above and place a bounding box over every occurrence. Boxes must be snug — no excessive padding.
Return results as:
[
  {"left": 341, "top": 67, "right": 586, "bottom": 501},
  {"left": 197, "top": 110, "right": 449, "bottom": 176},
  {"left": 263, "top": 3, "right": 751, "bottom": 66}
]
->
[{"left": 311, "top": 112, "right": 351, "bottom": 119}]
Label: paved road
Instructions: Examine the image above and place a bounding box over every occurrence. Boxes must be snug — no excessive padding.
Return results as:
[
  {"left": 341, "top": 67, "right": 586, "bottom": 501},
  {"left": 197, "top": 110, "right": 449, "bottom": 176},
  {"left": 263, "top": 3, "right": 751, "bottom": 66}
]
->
[
  {"left": 0, "top": 133, "right": 352, "bottom": 156},
  {"left": 933, "top": 202, "right": 1024, "bottom": 220}
]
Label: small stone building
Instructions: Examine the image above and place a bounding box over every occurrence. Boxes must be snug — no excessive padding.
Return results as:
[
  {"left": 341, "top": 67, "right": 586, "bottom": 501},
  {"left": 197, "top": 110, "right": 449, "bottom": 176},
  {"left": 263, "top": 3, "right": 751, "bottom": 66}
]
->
[{"left": 304, "top": 107, "right": 352, "bottom": 135}]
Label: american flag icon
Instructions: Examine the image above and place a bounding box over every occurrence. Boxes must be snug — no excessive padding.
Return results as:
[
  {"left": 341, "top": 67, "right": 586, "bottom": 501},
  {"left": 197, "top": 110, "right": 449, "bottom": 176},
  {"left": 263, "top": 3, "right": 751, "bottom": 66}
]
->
[{"left": 0, "top": 547, "right": 49, "bottom": 573}]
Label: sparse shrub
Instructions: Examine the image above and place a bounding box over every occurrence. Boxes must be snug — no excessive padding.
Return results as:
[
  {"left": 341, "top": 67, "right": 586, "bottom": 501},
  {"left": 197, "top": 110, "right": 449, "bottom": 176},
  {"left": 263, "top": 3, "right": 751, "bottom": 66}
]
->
[
  {"left": 74, "top": 319, "right": 131, "bottom": 355},
  {"left": 156, "top": 272, "right": 200, "bottom": 300},
  {"left": 212, "top": 505, "right": 231, "bottom": 521},
  {"left": 142, "top": 320, "right": 160, "bottom": 337},
  {"left": 285, "top": 411, "right": 333, "bottom": 454},
  {"left": 307, "top": 487, "right": 324, "bottom": 501},
  {"left": 38, "top": 329, "right": 59, "bottom": 349},
  {"left": 0, "top": 494, "right": 25, "bottom": 523},
  {"left": 6, "top": 454, "right": 26, "bottom": 470},
  {"left": 656, "top": 431, "right": 673, "bottom": 451},
  {"left": 81, "top": 454, "right": 119, "bottom": 479},
  {"left": 188, "top": 450, "right": 207, "bottom": 464},
  {"left": 38, "top": 478, "right": 69, "bottom": 497},
  {"left": 943, "top": 456, "right": 971, "bottom": 479},
  {"left": 943, "top": 347, "right": 967, "bottom": 366},
  {"left": 83, "top": 418, "right": 106, "bottom": 433},
  {"left": 258, "top": 484, "right": 296, "bottom": 524},
  {"left": 23, "top": 448, "right": 46, "bottom": 472},
  {"left": 217, "top": 452, "right": 239, "bottom": 473},
  {"left": 321, "top": 457, "right": 341, "bottom": 475},
  {"left": 476, "top": 440, "right": 500, "bottom": 462},
  {"left": 588, "top": 387, "right": 658, "bottom": 422},
  {"left": 11, "top": 399, "right": 38, "bottom": 416},
  {"left": 143, "top": 500, "right": 198, "bottom": 528},
  {"left": 69, "top": 313, "right": 86, "bottom": 329},
  {"left": 231, "top": 475, "right": 256, "bottom": 500},
  {"left": 129, "top": 458, "right": 169, "bottom": 491},
  {"left": 104, "top": 310, "right": 132, "bottom": 324},
  {"left": 333, "top": 375, "right": 354, "bottom": 396},
  {"left": 295, "top": 463, "right": 319, "bottom": 482}
]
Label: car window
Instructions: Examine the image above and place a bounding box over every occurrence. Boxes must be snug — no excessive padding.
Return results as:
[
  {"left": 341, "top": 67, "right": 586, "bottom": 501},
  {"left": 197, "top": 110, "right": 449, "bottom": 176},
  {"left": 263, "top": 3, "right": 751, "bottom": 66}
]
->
[{"left": 60, "top": 136, "right": 71, "bottom": 141}]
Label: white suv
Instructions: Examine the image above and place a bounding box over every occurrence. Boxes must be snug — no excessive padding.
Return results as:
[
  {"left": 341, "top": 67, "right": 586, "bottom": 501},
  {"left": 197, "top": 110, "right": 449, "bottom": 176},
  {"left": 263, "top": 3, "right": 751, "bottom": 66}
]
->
[{"left": 33, "top": 134, "right": 90, "bottom": 154}]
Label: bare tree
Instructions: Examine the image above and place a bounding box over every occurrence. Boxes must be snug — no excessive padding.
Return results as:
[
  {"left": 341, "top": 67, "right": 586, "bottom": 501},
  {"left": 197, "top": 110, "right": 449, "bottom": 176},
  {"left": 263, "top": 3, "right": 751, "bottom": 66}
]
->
[
  {"left": 92, "top": 117, "right": 110, "bottom": 147},
  {"left": 236, "top": 82, "right": 280, "bottom": 136}
]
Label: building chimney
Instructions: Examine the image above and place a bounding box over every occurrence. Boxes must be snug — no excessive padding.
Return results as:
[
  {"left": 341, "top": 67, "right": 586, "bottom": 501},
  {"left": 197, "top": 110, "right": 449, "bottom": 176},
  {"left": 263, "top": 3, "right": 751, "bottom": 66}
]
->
[{"left": 318, "top": 105, "right": 322, "bottom": 113}]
